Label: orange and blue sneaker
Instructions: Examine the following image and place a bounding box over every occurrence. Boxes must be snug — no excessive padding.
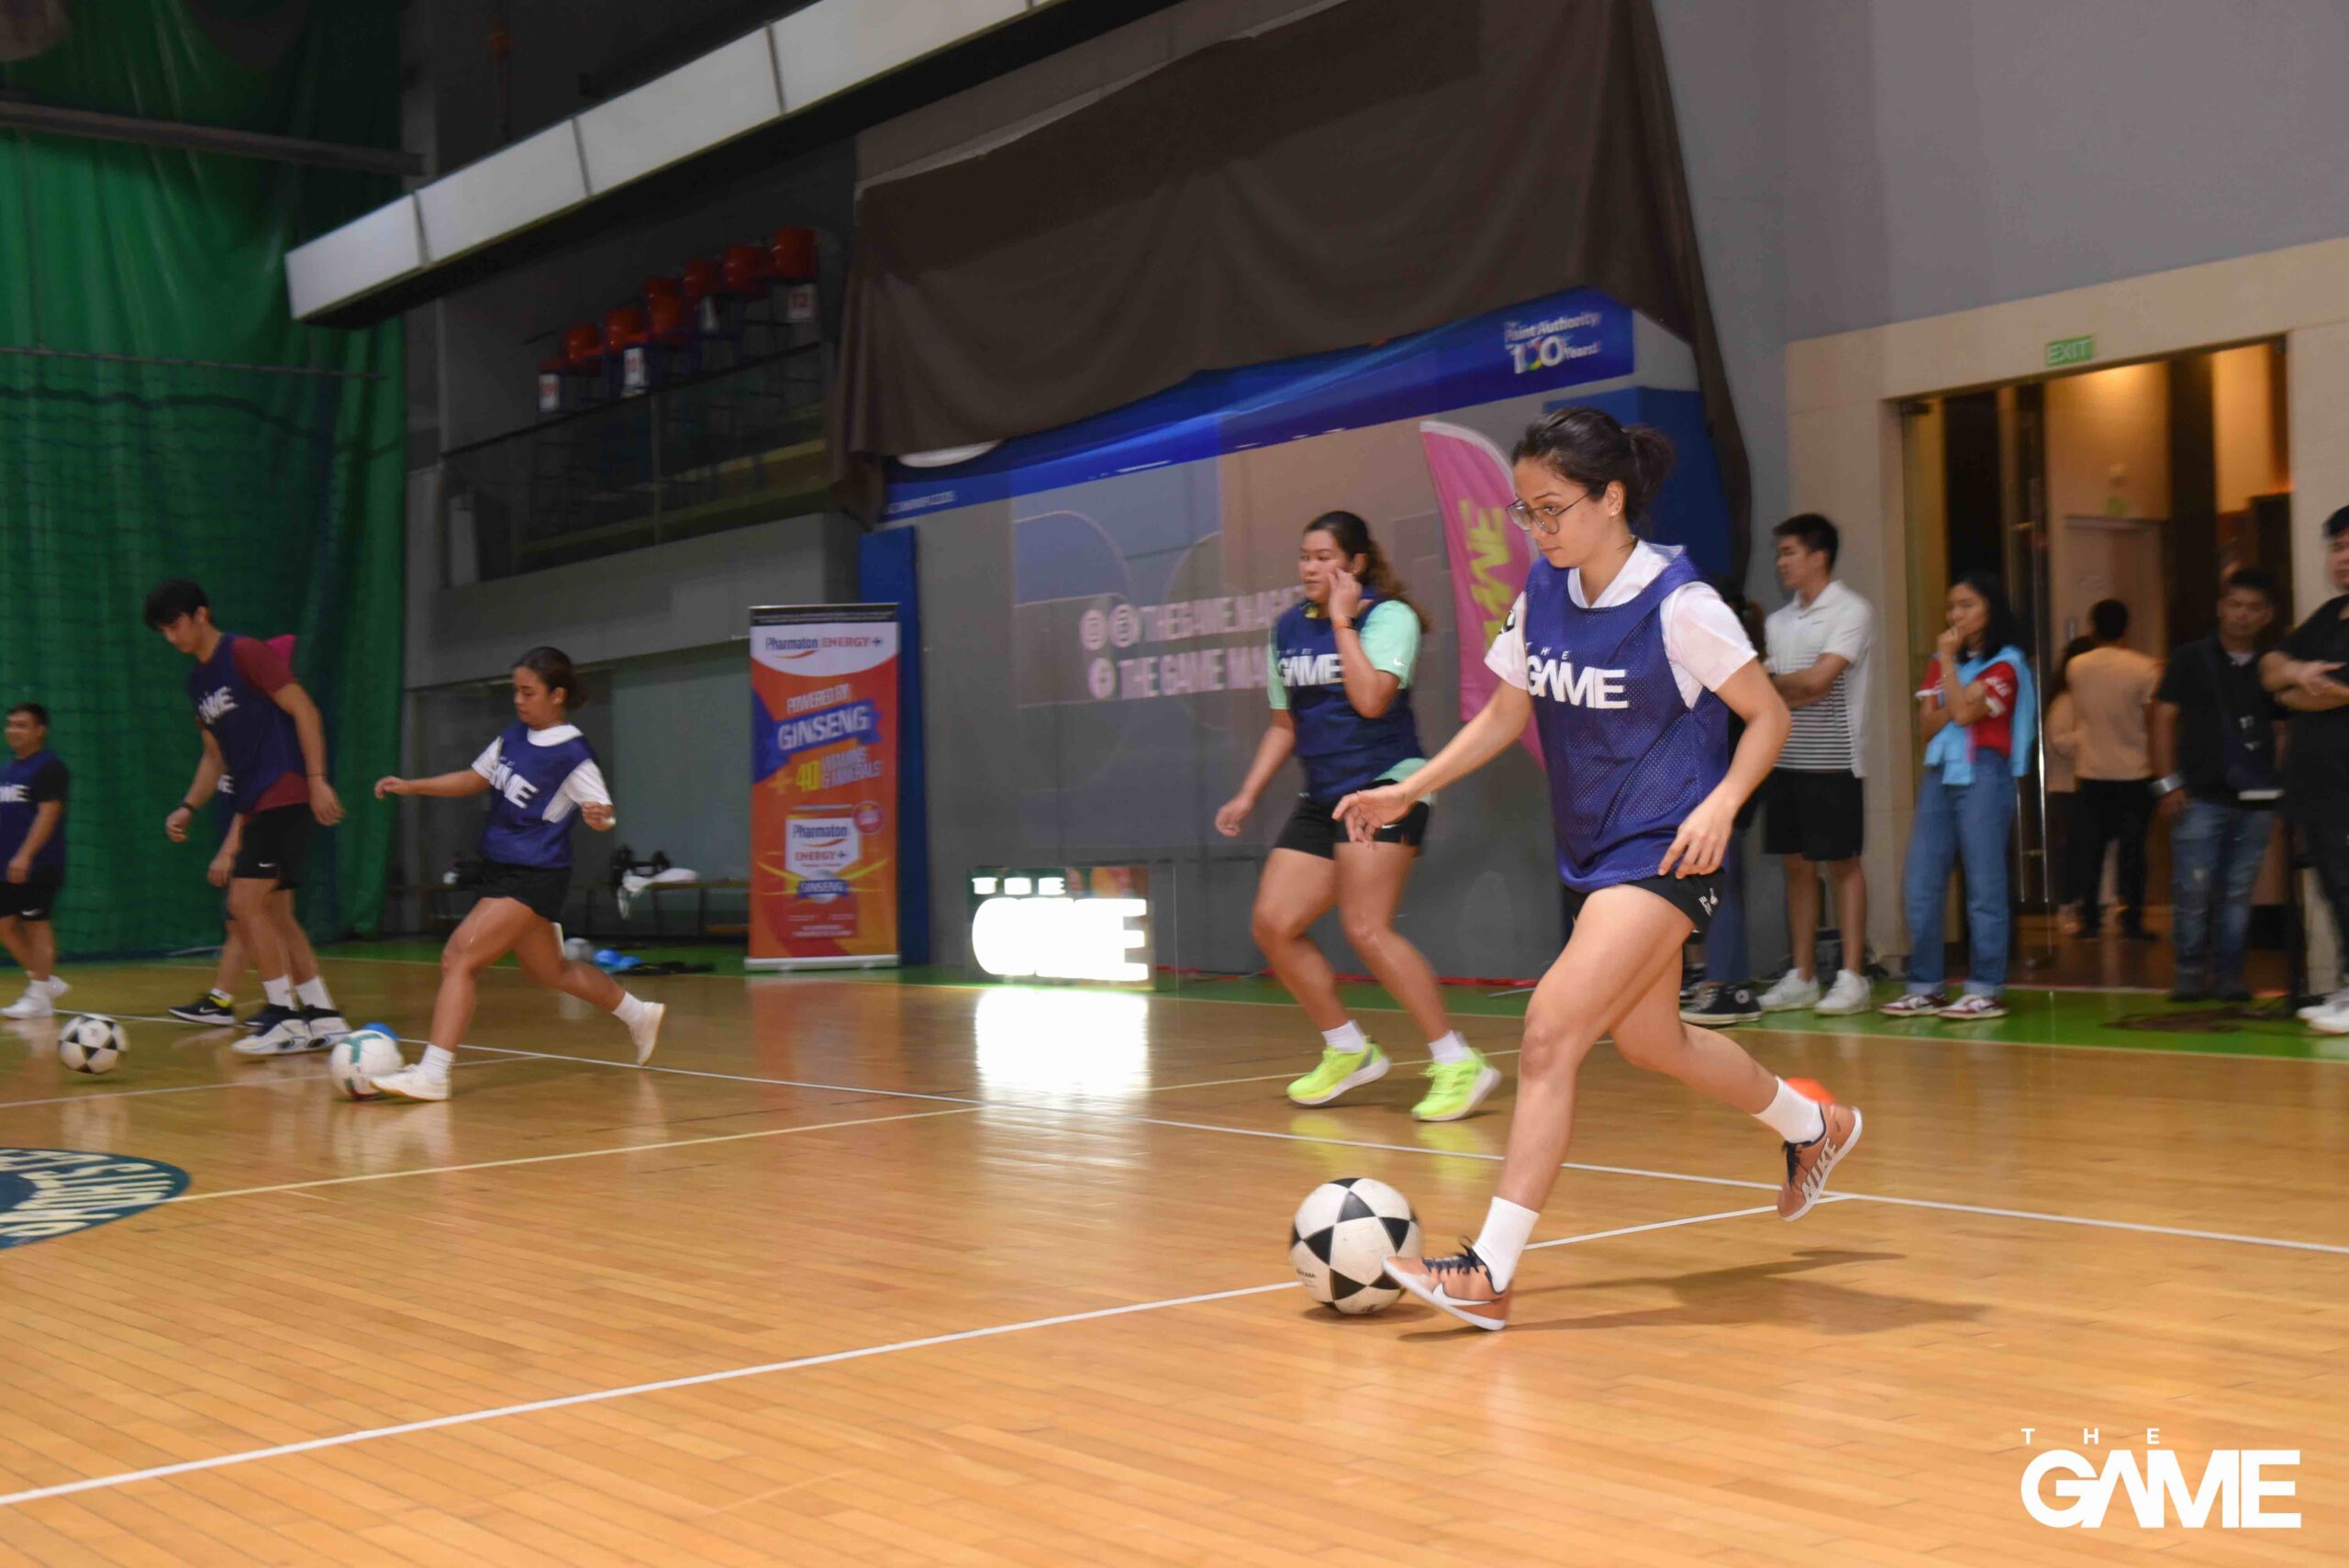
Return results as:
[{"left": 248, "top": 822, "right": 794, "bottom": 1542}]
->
[
  {"left": 1383, "top": 1243, "right": 1511, "bottom": 1330},
  {"left": 1776, "top": 1097, "right": 1864, "bottom": 1220}
]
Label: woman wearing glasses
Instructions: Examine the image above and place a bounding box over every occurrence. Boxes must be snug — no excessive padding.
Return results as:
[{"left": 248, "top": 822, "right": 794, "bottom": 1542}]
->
[
  {"left": 1336, "top": 408, "right": 1864, "bottom": 1329},
  {"left": 1217, "top": 510, "right": 1498, "bottom": 1122}
]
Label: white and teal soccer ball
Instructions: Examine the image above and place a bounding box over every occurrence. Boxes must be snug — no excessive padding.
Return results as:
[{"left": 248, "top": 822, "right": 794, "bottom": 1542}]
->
[
  {"left": 1289, "top": 1177, "right": 1420, "bottom": 1315},
  {"left": 58, "top": 1015, "right": 126, "bottom": 1074},
  {"left": 328, "top": 1027, "right": 406, "bottom": 1101}
]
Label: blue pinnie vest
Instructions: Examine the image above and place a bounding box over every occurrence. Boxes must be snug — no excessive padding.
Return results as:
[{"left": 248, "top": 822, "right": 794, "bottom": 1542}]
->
[
  {"left": 187, "top": 634, "right": 304, "bottom": 815},
  {"left": 0, "top": 750, "right": 65, "bottom": 874},
  {"left": 1523, "top": 546, "right": 1730, "bottom": 892},
  {"left": 478, "top": 722, "right": 597, "bottom": 869},
  {"left": 1274, "top": 595, "right": 1424, "bottom": 803}
]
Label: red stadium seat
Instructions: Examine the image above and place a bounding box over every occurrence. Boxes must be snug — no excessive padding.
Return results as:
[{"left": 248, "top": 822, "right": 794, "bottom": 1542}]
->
[
  {"left": 769, "top": 227, "right": 817, "bottom": 282},
  {"left": 562, "top": 323, "right": 603, "bottom": 372},
  {"left": 647, "top": 293, "right": 688, "bottom": 348},
  {"left": 720, "top": 242, "right": 772, "bottom": 298}
]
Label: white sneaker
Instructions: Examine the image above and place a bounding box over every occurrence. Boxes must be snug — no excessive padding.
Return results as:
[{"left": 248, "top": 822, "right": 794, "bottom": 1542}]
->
[
  {"left": 43, "top": 974, "right": 67, "bottom": 1000},
  {"left": 1814, "top": 971, "right": 1874, "bottom": 1016},
  {"left": 2308, "top": 998, "right": 2349, "bottom": 1037},
  {"left": 628, "top": 1000, "right": 665, "bottom": 1064},
  {"left": 231, "top": 1006, "right": 318, "bottom": 1055},
  {"left": 370, "top": 1068, "right": 451, "bottom": 1102},
  {"left": 1938, "top": 993, "right": 2009, "bottom": 1021},
  {"left": 1757, "top": 972, "right": 1821, "bottom": 1013},
  {"left": 0, "top": 985, "right": 52, "bottom": 1019},
  {"left": 2297, "top": 988, "right": 2349, "bottom": 1023}
]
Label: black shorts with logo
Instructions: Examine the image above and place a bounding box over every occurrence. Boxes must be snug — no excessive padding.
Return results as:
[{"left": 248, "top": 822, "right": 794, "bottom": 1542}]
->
[
  {"left": 232, "top": 806, "right": 313, "bottom": 886},
  {"left": 1274, "top": 795, "right": 1431, "bottom": 860},
  {"left": 473, "top": 860, "right": 573, "bottom": 923},
  {"left": 1564, "top": 872, "right": 1723, "bottom": 941},
  {"left": 0, "top": 874, "right": 61, "bottom": 922},
  {"left": 1763, "top": 768, "right": 1865, "bottom": 862}
]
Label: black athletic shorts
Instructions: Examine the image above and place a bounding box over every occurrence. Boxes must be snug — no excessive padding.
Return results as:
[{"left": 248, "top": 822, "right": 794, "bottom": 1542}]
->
[
  {"left": 1563, "top": 872, "right": 1723, "bottom": 940},
  {"left": 1762, "top": 768, "right": 1865, "bottom": 862},
  {"left": 473, "top": 860, "right": 572, "bottom": 922},
  {"left": 1275, "top": 795, "right": 1431, "bottom": 860},
  {"left": 0, "top": 874, "right": 61, "bottom": 922},
  {"left": 232, "top": 806, "right": 313, "bottom": 886}
]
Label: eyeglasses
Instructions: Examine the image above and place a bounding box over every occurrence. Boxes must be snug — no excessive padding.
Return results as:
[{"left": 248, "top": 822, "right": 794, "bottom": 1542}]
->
[{"left": 1506, "top": 489, "right": 1596, "bottom": 536}]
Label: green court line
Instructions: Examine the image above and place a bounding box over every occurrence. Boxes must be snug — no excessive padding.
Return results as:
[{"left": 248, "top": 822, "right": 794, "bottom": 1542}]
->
[{"left": 69, "top": 940, "right": 2346, "bottom": 1064}]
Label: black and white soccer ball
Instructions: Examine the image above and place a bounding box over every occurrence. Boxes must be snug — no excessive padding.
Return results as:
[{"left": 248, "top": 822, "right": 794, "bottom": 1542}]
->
[
  {"left": 58, "top": 1014, "right": 127, "bottom": 1074},
  {"left": 1289, "top": 1176, "right": 1421, "bottom": 1314}
]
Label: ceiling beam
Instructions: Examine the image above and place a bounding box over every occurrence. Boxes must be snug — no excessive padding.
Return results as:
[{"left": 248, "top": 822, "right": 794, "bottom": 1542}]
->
[{"left": 0, "top": 96, "right": 421, "bottom": 177}]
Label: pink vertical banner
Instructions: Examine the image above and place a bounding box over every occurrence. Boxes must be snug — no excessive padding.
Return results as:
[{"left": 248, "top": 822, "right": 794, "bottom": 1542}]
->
[{"left": 1419, "top": 420, "right": 1542, "bottom": 769}]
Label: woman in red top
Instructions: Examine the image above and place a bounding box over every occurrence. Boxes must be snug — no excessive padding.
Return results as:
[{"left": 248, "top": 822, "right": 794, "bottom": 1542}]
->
[{"left": 1885, "top": 572, "right": 2035, "bottom": 1022}]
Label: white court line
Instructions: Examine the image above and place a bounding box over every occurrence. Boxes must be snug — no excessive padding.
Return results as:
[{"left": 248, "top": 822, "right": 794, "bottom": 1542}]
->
[
  {"left": 1825, "top": 1190, "right": 2349, "bottom": 1257},
  {"left": 0, "top": 1204, "right": 1770, "bottom": 1510},
  {"left": 456, "top": 1041, "right": 982, "bottom": 1104},
  {"left": 169, "top": 1106, "right": 980, "bottom": 1204},
  {"left": 50, "top": 988, "right": 2349, "bottom": 1257}
]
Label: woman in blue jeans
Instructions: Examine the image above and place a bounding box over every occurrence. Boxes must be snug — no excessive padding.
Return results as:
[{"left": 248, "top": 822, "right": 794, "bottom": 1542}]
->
[{"left": 1885, "top": 573, "right": 2035, "bottom": 1021}]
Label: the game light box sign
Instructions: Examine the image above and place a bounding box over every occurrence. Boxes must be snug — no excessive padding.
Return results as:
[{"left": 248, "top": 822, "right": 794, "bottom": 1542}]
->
[{"left": 968, "top": 866, "right": 1153, "bottom": 984}]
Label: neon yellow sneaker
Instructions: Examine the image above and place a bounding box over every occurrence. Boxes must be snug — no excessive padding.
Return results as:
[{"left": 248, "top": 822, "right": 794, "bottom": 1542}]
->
[
  {"left": 1286, "top": 1043, "right": 1389, "bottom": 1106},
  {"left": 1412, "top": 1052, "right": 1501, "bottom": 1122}
]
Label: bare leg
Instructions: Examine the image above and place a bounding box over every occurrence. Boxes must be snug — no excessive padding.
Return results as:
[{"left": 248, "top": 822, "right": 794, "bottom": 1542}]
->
[
  {"left": 212, "top": 919, "right": 248, "bottom": 997},
  {"left": 512, "top": 918, "right": 625, "bottom": 1010},
  {"left": 1333, "top": 842, "right": 1451, "bottom": 1044},
  {"left": 1249, "top": 850, "right": 1343, "bottom": 1032},
  {"left": 1609, "top": 950, "right": 1781, "bottom": 1108},
  {"left": 1784, "top": 856, "right": 1820, "bottom": 978},
  {"left": 24, "top": 921, "right": 54, "bottom": 985},
  {"left": 228, "top": 876, "right": 289, "bottom": 987},
  {"left": 1496, "top": 888, "right": 1727, "bottom": 1212},
  {"left": 429, "top": 897, "right": 541, "bottom": 1051},
  {"left": 0, "top": 915, "right": 39, "bottom": 981},
  {"left": 274, "top": 890, "right": 321, "bottom": 987}
]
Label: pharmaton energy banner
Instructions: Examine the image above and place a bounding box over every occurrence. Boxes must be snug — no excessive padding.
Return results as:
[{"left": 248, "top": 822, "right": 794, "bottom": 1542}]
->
[{"left": 748, "top": 605, "right": 900, "bottom": 970}]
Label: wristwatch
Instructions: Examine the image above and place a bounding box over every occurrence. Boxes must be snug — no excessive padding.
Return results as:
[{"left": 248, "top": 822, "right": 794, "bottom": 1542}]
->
[{"left": 2149, "top": 774, "right": 2186, "bottom": 798}]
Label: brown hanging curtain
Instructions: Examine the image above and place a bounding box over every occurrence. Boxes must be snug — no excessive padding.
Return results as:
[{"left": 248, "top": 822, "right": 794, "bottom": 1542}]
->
[{"left": 830, "top": 0, "right": 1750, "bottom": 577}]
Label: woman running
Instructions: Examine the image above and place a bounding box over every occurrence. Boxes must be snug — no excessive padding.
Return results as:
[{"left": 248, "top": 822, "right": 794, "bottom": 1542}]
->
[
  {"left": 367, "top": 647, "right": 662, "bottom": 1100},
  {"left": 1216, "top": 510, "right": 1497, "bottom": 1122},
  {"left": 1337, "top": 408, "right": 1864, "bottom": 1329}
]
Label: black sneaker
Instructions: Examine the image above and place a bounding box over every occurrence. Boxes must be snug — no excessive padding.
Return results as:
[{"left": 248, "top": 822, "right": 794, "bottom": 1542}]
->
[
  {"left": 169, "top": 994, "right": 236, "bottom": 1026},
  {"left": 2215, "top": 983, "right": 2254, "bottom": 1005},
  {"left": 2168, "top": 974, "right": 2213, "bottom": 1003},
  {"left": 301, "top": 1006, "right": 351, "bottom": 1041},
  {"left": 1682, "top": 982, "right": 1762, "bottom": 1026},
  {"left": 1677, "top": 975, "right": 1709, "bottom": 1008}
]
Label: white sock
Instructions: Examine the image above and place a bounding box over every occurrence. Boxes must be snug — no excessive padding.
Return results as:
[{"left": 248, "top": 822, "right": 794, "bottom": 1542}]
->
[
  {"left": 1319, "top": 1019, "right": 1369, "bottom": 1055},
  {"left": 1472, "top": 1197, "right": 1539, "bottom": 1292},
  {"left": 1426, "top": 1029, "right": 1473, "bottom": 1065},
  {"left": 614, "top": 992, "right": 651, "bottom": 1028},
  {"left": 1759, "top": 1078, "right": 1828, "bottom": 1143},
  {"left": 295, "top": 978, "right": 334, "bottom": 1009},
  {"left": 262, "top": 976, "right": 294, "bottom": 1008},
  {"left": 419, "top": 1045, "right": 454, "bottom": 1083}
]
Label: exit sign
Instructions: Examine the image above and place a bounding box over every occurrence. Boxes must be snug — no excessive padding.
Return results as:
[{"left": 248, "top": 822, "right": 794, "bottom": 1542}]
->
[{"left": 2046, "top": 334, "right": 2096, "bottom": 368}]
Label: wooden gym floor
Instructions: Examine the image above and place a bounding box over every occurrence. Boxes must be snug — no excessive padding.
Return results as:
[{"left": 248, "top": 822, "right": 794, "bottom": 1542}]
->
[{"left": 0, "top": 956, "right": 2343, "bottom": 1565}]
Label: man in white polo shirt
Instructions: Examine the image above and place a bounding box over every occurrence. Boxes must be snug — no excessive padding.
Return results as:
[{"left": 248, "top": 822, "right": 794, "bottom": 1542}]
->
[{"left": 1756, "top": 515, "right": 1876, "bottom": 1016}]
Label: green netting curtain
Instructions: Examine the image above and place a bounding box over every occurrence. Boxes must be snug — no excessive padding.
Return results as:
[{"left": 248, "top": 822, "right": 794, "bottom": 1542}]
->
[{"left": 0, "top": 0, "right": 405, "bottom": 955}]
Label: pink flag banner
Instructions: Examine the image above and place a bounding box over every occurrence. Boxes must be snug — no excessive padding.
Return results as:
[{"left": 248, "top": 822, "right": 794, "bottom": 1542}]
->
[{"left": 1419, "top": 420, "right": 1542, "bottom": 769}]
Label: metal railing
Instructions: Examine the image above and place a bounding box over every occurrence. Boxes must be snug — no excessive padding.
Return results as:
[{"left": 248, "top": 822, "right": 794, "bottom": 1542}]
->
[{"left": 440, "top": 341, "right": 829, "bottom": 580}]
